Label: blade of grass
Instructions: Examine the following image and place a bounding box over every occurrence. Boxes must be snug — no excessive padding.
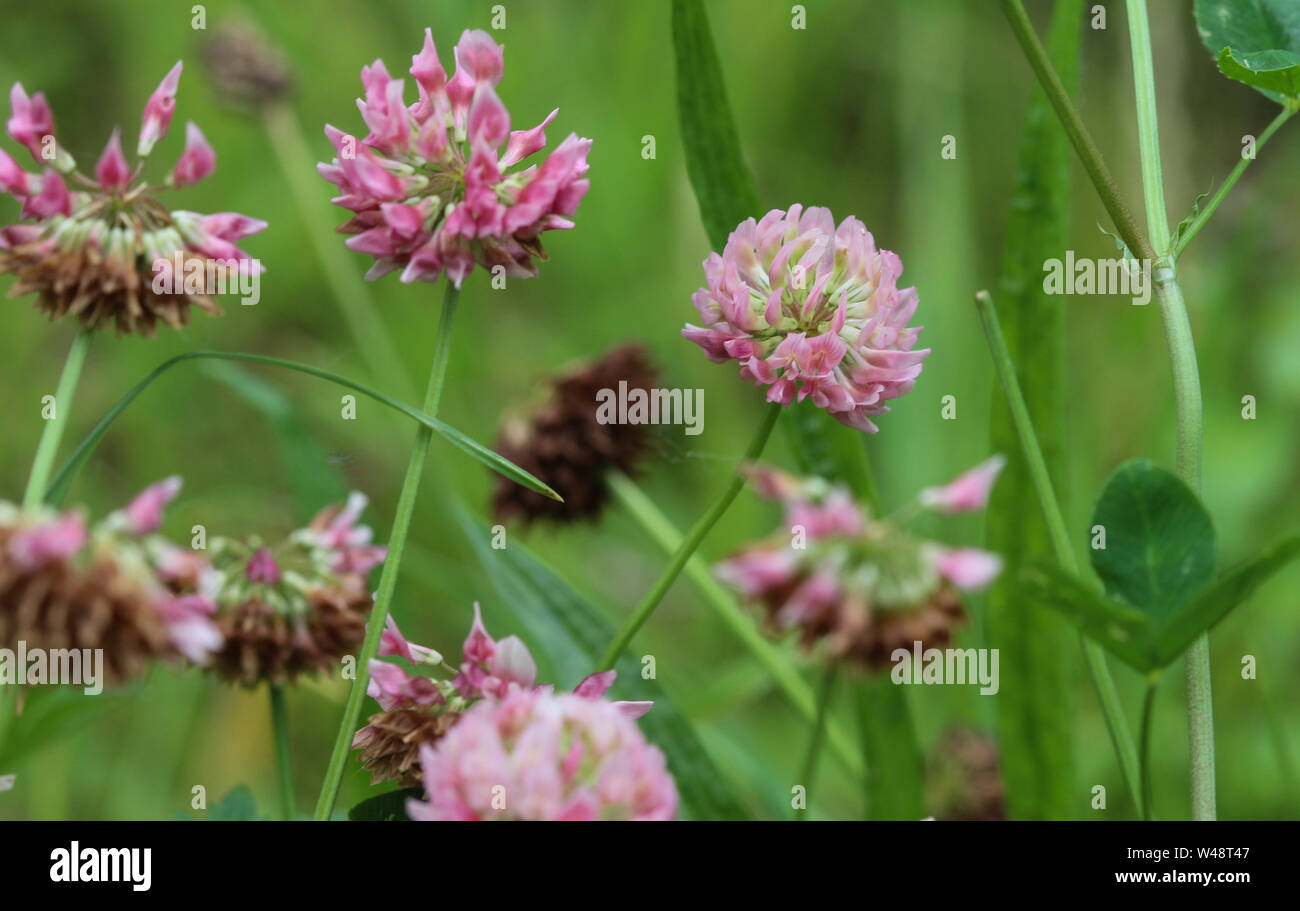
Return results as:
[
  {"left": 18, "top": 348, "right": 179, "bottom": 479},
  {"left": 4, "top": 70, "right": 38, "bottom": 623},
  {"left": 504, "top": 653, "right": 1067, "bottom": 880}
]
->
[
  {"left": 44, "top": 349, "right": 560, "bottom": 506},
  {"left": 985, "top": 0, "right": 1083, "bottom": 820}
]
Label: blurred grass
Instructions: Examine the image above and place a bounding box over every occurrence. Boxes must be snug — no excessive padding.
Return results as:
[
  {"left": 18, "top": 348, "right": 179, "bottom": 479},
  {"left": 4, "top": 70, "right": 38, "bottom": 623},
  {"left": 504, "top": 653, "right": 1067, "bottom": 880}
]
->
[{"left": 0, "top": 0, "right": 1296, "bottom": 819}]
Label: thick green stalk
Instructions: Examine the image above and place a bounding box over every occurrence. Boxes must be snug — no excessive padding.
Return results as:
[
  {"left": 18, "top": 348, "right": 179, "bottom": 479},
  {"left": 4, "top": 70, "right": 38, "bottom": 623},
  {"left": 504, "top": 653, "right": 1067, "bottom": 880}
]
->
[
  {"left": 269, "top": 684, "right": 295, "bottom": 820},
  {"left": 312, "top": 284, "right": 459, "bottom": 820},
  {"left": 606, "top": 471, "right": 863, "bottom": 779},
  {"left": 263, "top": 103, "right": 412, "bottom": 401},
  {"left": 976, "top": 291, "right": 1144, "bottom": 815},
  {"left": 23, "top": 330, "right": 93, "bottom": 509},
  {"left": 1173, "top": 103, "right": 1298, "bottom": 260},
  {"left": 596, "top": 404, "right": 780, "bottom": 671},
  {"left": 793, "top": 662, "right": 836, "bottom": 821},
  {"left": 1125, "top": 0, "right": 1214, "bottom": 820},
  {"left": 999, "top": 0, "right": 1154, "bottom": 263}
]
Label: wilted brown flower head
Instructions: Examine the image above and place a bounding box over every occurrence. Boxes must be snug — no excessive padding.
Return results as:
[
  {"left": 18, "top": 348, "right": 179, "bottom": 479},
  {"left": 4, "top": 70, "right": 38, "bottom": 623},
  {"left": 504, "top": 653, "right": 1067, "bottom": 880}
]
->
[
  {"left": 927, "top": 728, "right": 1006, "bottom": 821},
  {"left": 492, "top": 344, "right": 659, "bottom": 525}
]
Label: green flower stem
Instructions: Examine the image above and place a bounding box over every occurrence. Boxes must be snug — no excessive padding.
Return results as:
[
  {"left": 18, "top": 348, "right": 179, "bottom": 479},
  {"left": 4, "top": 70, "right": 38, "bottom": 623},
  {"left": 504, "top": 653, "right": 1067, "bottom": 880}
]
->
[
  {"left": 1173, "top": 101, "right": 1298, "bottom": 260},
  {"left": 1125, "top": 0, "right": 1214, "bottom": 820},
  {"left": 596, "top": 404, "right": 781, "bottom": 672},
  {"left": 975, "top": 290, "right": 1144, "bottom": 815},
  {"left": 793, "top": 661, "right": 836, "bottom": 821},
  {"left": 44, "top": 348, "right": 558, "bottom": 508},
  {"left": 312, "top": 284, "right": 459, "bottom": 821},
  {"left": 263, "top": 103, "right": 413, "bottom": 401},
  {"left": 1140, "top": 675, "right": 1160, "bottom": 821},
  {"left": 606, "top": 470, "right": 863, "bottom": 780},
  {"left": 269, "top": 684, "right": 295, "bottom": 820},
  {"left": 1000, "top": 0, "right": 1154, "bottom": 263},
  {"left": 23, "top": 330, "right": 93, "bottom": 510}
]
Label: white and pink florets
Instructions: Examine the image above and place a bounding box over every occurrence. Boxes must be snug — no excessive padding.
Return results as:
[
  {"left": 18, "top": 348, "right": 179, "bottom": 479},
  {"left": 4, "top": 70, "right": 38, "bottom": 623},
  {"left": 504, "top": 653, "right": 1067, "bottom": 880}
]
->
[
  {"left": 683, "top": 205, "right": 928, "bottom": 433},
  {"left": 320, "top": 28, "right": 591, "bottom": 288}
]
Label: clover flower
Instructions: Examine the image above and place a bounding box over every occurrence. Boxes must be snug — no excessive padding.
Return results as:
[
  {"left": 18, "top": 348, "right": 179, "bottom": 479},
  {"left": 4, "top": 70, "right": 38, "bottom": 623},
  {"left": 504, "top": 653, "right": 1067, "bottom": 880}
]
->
[
  {"left": 160, "top": 492, "right": 385, "bottom": 686},
  {"left": 405, "top": 687, "right": 677, "bottom": 821},
  {"left": 715, "top": 462, "right": 1002, "bottom": 669},
  {"left": 0, "top": 65, "right": 266, "bottom": 335},
  {"left": 683, "top": 205, "right": 928, "bottom": 433},
  {"left": 319, "top": 28, "right": 591, "bottom": 287},
  {"left": 354, "top": 605, "right": 650, "bottom": 787},
  {"left": 0, "top": 478, "right": 222, "bottom": 683}
]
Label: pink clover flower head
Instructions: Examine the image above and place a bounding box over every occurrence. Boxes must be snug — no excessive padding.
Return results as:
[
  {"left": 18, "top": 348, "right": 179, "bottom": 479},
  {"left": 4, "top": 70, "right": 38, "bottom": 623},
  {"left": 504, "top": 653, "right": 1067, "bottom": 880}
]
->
[
  {"left": 683, "top": 205, "right": 928, "bottom": 433},
  {"left": 0, "top": 65, "right": 265, "bottom": 336},
  {"left": 716, "top": 462, "right": 1004, "bottom": 667},
  {"left": 320, "top": 28, "right": 592, "bottom": 288},
  {"left": 405, "top": 688, "right": 677, "bottom": 821}
]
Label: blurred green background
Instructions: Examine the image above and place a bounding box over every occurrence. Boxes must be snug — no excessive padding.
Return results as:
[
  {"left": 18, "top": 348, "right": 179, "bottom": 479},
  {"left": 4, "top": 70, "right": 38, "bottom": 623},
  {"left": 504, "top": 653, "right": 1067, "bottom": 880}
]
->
[{"left": 0, "top": 0, "right": 1296, "bottom": 820}]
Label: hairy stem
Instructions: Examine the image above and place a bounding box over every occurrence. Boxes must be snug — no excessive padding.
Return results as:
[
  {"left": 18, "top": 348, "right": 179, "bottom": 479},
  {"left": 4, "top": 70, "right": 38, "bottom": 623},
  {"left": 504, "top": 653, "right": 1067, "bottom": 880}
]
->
[
  {"left": 1125, "top": 0, "right": 1214, "bottom": 820},
  {"left": 606, "top": 470, "right": 863, "bottom": 779},
  {"left": 596, "top": 404, "right": 781, "bottom": 671},
  {"left": 23, "top": 330, "right": 93, "bottom": 509},
  {"left": 269, "top": 684, "right": 295, "bottom": 820},
  {"left": 312, "top": 284, "right": 459, "bottom": 820},
  {"left": 793, "top": 661, "right": 836, "bottom": 821},
  {"left": 975, "top": 290, "right": 1144, "bottom": 815}
]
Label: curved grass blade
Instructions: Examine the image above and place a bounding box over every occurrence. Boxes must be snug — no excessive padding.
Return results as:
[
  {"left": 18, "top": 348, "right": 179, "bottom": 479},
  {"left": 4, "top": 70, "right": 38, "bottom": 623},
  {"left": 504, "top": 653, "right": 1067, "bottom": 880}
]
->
[{"left": 43, "top": 350, "right": 560, "bottom": 506}]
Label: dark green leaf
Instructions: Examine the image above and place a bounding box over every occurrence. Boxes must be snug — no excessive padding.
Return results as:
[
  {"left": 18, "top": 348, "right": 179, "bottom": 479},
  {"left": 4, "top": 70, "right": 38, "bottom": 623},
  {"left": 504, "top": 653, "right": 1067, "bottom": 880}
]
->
[
  {"left": 347, "top": 788, "right": 422, "bottom": 821},
  {"left": 1157, "top": 534, "right": 1300, "bottom": 665},
  {"left": 1020, "top": 563, "right": 1158, "bottom": 672},
  {"left": 1196, "top": 0, "right": 1300, "bottom": 101},
  {"left": 1089, "top": 459, "right": 1216, "bottom": 621},
  {"left": 986, "top": 0, "right": 1084, "bottom": 819},
  {"left": 671, "top": 0, "right": 761, "bottom": 250},
  {"left": 453, "top": 501, "right": 753, "bottom": 820}
]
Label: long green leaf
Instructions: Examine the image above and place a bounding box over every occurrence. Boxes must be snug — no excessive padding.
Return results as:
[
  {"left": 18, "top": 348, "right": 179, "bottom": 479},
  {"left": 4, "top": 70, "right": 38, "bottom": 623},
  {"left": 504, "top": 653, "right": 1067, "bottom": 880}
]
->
[
  {"left": 43, "top": 351, "right": 560, "bottom": 506},
  {"left": 452, "top": 501, "right": 753, "bottom": 820},
  {"left": 985, "top": 0, "right": 1084, "bottom": 819},
  {"left": 671, "top": 0, "right": 761, "bottom": 249}
]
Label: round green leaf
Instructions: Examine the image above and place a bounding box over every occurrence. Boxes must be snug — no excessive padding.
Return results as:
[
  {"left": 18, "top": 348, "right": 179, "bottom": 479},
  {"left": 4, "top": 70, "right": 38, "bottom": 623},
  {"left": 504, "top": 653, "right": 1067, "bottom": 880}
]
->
[{"left": 1089, "top": 460, "right": 1216, "bottom": 620}]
